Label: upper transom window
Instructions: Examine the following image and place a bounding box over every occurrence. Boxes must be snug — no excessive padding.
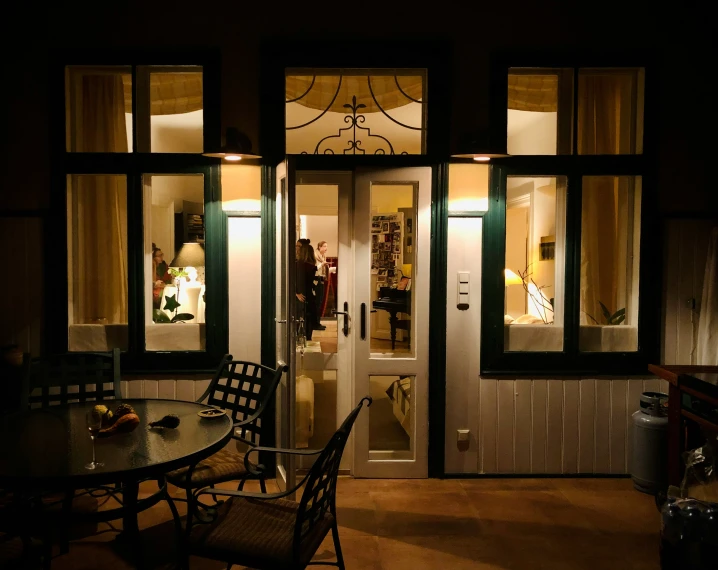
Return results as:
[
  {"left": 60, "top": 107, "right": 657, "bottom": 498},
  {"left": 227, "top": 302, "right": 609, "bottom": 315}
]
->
[{"left": 285, "top": 69, "right": 426, "bottom": 155}]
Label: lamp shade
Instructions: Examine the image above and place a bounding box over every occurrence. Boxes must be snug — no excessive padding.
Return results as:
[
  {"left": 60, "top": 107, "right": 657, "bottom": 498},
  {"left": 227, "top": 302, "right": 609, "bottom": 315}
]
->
[
  {"left": 452, "top": 132, "right": 510, "bottom": 160},
  {"left": 170, "top": 242, "right": 205, "bottom": 268},
  {"left": 504, "top": 268, "right": 524, "bottom": 286},
  {"left": 203, "top": 127, "right": 260, "bottom": 160}
]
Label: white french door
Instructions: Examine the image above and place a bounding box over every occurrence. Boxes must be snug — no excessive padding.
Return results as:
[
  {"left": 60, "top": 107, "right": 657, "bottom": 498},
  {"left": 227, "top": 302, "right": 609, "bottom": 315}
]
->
[
  {"left": 274, "top": 158, "right": 296, "bottom": 492},
  {"left": 353, "top": 167, "right": 432, "bottom": 478}
]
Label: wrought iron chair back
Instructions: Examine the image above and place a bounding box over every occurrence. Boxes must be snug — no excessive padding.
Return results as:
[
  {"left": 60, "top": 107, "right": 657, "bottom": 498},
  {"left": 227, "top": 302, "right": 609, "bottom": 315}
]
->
[
  {"left": 22, "top": 348, "right": 121, "bottom": 409},
  {"left": 196, "top": 355, "right": 285, "bottom": 447},
  {"left": 293, "top": 396, "right": 371, "bottom": 556}
]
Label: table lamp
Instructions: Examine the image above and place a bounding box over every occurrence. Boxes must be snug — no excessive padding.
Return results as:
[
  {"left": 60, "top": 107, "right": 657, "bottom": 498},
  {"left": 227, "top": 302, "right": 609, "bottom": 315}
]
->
[{"left": 169, "top": 243, "right": 205, "bottom": 321}]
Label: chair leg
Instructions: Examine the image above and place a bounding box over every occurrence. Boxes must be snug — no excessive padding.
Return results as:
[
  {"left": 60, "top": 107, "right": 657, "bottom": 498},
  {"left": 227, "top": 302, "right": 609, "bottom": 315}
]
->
[
  {"left": 331, "top": 522, "right": 345, "bottom": 570},
  {"left": 259, "top": 478, "right": 267, "bottom": 494},
  {"left": 60, "top": 489, "right": 75, "bottom": 554}
]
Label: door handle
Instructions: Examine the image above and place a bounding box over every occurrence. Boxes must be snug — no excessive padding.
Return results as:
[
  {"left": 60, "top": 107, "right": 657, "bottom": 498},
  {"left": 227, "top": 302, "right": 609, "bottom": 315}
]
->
[
  {"left": 332, "top": 301, "right": 350, "bottom": 337},
  {"left": 275, "top": 319, "right": 287, "bottom": 324},
  {"left": 360, "top": 303, "right": 366, "bottom": 340}
]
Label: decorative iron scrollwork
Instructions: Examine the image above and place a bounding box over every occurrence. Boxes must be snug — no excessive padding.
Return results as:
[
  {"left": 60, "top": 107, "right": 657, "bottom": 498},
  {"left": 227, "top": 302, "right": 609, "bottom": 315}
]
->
[{"left": 286, "top": 74, "right": 424, "bottom": 155}]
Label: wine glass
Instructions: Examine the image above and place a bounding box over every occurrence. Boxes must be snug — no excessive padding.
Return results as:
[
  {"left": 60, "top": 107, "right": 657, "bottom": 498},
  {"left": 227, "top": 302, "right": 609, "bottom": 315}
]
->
[{"left": 85, "top": 410, "right": 104, "bottom": 470}]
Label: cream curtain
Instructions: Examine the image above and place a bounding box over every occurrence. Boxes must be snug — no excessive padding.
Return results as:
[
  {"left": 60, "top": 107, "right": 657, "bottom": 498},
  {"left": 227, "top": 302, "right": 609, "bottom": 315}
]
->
[
  {"left": 578, "top": 74, "right": 634, "bottom": 325},
  {"left": 285, "top": 75, "right": 423, "bottom": 114},
  {"left": 72, "top": 75, "right": 128, "bottom": 324}
]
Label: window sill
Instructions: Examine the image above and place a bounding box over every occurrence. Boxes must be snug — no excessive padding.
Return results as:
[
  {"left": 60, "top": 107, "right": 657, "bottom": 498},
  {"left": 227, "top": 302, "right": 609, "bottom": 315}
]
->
[
  {"left": 502, "top": 324, "right": 638, "bottom": 353},
  {"left": 69, "top": 324, "right": 206, "bottom": 352}
]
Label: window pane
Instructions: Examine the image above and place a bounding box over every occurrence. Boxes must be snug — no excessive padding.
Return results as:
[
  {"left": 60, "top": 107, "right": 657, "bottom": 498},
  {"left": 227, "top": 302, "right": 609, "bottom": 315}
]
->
[
  {"left": 147, "top": 70, "right": 203, "bottom": 153},
  {"left": 65, "top": 67, "right": 132, "bottom": 152},
  {"left": 67, "top": 175, "right": 128, "bottom": 351},
  {"left": 370, "top": 375, "right": 413, "bottom": 455},
  {"left": 448, "top": 163, "right": 489, "bottom": 212},
  {"left": 579, "top": 176, "right": 641, "bottom": 352},
  {"left": 286, "top": 70, "right": 426, "bottom": 155},
  {"left": 370, "top": 185, "right": 415, "bottom": 358},
  {"left": 504, "top": 176, "right": 567, "bottom": 352},
  {"left": 145, "top": 174, "right": 206, "bottom": 352},
  {"left": 577, "top": 69, "right": 644, "bottom": 155},
  {"left": 507, "top": 68, "right": 573, "bottom": 155}
]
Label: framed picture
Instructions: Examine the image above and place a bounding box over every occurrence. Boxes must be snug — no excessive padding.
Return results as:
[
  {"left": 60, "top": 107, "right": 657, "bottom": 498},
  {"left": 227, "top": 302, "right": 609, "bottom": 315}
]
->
[
  {"left": 377, "top": 274, "right": 386, "bottom": 283},
  {"left": 381, "top": 222, "right": 389, "bottom": 232}
]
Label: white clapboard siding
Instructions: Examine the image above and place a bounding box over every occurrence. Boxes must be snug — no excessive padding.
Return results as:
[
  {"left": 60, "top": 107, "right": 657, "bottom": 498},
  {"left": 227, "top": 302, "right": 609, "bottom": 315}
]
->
[
  {"left": 472, "top": 377, "right": 670, "bottom": 475},
  {"left": 121, "top": 377, "right": 213, "bottom": 402}
]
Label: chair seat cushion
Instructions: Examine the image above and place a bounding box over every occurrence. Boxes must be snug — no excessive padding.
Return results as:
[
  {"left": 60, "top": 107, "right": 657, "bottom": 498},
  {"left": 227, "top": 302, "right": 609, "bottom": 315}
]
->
[
  {"left": 190, "top": 496, "right": 333, "bottom": 569},
  {"left": 165, "top": 448, "right": 253, "bottom": 488}
]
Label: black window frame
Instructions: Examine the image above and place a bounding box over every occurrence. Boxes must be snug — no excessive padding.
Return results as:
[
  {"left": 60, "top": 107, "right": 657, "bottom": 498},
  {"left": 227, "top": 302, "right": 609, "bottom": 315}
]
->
[
  {"left": 481, "top": 49, "right": 661, "bottom": 375},
  {"left": 49, "top": 48, "right": 226, "bottom": 372}
]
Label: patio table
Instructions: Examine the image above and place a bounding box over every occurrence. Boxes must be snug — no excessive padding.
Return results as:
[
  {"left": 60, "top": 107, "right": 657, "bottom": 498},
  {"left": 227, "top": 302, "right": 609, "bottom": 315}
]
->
[{"left": 0, "top": 398, "right": 233, "bottom": 564}]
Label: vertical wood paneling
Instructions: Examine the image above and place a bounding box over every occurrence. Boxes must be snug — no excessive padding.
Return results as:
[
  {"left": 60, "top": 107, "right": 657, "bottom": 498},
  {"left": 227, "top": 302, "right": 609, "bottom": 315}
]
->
[
  {"left": 594, "top": 380, "right": 611, "bottom": 472},
  {"left": 562, "top": 381, "right": 579, "bottom": 473},
  {"left": 143, "top": 380, "right": 159, "bottom": 399},
  {"left": 626, "top": 379, "right": 645, "bottom": 472},
  {"left": 497, "top": 380, "right": 515, "bottom": 472},
  {"left": 677, "top": 223, "right": 696, "bottom": 363},
  {"left": 121, "top": 381, "right": 129, "bottom": 399},
  {"left": 531, "top": 379, "right": 548, "bottom": 473},
  {"left": 127, "top": 380, "right": 143, "bottom": 399},
  {"left": 578, "top": 379, "right": 596, "bottom": 472},
  {"left": 158, "top": 380, "right": 175, "bottom": 400},
  {"left": 514, "top": 380, "right": 532, "bottom": 473},
  {"left": 194, "top": 379, "right": 211, "bottom": 401},
  {"left": 479, "top": 379, "right": 498, "bottom": 473},
  {"left": 546, "top": 380, "right": 564, "bottom": 472},
  {"left": 610, "top": 380, "right": 628, "bottom": 473},
  {"left": 176, "top": 380, "right": 195, "bottom": 402}
]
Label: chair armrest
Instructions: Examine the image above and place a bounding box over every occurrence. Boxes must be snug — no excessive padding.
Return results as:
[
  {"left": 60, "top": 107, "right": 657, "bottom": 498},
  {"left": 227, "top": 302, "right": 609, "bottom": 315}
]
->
[{"left": 244, "top": 446, "right": 323, "bottom": 474}]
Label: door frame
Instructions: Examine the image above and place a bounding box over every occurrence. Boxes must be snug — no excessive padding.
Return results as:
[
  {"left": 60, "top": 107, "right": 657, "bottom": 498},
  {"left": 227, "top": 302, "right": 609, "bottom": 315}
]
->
[{"left": 260, "top": 158, "right": 449, "bottom": 478}]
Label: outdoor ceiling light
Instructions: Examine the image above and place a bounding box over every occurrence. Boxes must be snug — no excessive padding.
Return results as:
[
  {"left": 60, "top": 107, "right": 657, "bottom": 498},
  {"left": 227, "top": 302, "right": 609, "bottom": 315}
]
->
[
  {"left": 203, "top": 127, "right": 261, "bottom": 160},
  {"left": 452, "top": 132, "right": 510, "bottom": 161}
]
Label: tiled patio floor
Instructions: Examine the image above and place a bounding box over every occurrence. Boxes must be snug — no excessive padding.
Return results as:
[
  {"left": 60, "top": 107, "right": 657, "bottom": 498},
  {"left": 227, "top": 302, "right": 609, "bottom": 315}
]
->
[{"left": 5, "top": 477, "right": 661, "bottom": 569}]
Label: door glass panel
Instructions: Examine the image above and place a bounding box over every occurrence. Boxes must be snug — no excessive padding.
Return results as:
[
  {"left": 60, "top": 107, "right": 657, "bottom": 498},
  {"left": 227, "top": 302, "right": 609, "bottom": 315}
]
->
[
  {"left": 295, "top": 184, "right": 339, "bottom": 353},
  {"left": 369, "top": 375, "right": 414, "bottom": 456},
  {"left": 504, "top": 176, "right": 567, "bottom": 352},
  {"left": 579, "top": 176, "right": 641, "bottom": 352},
  {"left": 144, "top": 174, "right": 206, "bottom": 352},
  {"left": 370, "top": 184, "right": 415, "bottom": 357},
  {"left": 67, "top": 175, "right": 129, "bottom": 351}
]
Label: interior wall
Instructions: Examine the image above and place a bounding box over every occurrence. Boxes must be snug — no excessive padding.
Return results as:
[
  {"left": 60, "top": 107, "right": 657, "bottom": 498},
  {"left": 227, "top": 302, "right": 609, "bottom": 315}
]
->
[
  {"left": 507, "top": 110, "right": 557, "bottom": 155},
  {"left": 228, "top": 217, "right": 262, "bottom": 362},
  {"left": 304, "top": 216, "right": 338, "bottom": 257}
]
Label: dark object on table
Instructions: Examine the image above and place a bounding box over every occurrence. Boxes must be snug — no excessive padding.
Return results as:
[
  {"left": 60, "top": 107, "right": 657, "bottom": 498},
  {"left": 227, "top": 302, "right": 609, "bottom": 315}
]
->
[
  {"left": 97, "top": 413, "right": 140, "bottom": 437},
  {"left": 373, "top": 286, "right": 411, "bottom": 350},
  {"left": 186, "top": 397, "right": 372, "bottom": 570},
  {"left": 149, "top": 414, "right": 181, "bottom": 428},
  {"left": 660, "top": 497, "right": 718, "bottom": 570}
]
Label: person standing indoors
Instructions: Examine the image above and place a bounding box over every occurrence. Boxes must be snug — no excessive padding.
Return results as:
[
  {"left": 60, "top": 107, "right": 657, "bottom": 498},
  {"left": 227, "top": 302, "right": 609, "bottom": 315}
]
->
[
  {"left": 296, "top": 240, "right": 319, "bottom": 340},
  {"left": 314, "top": 241, "right": 329, "bottom": 331}
]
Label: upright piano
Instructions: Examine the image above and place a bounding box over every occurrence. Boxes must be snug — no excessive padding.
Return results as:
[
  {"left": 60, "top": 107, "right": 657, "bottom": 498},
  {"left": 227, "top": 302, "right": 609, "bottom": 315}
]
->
[{"left": 372, "top": 286, "right": 411, "bottom": 350}]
